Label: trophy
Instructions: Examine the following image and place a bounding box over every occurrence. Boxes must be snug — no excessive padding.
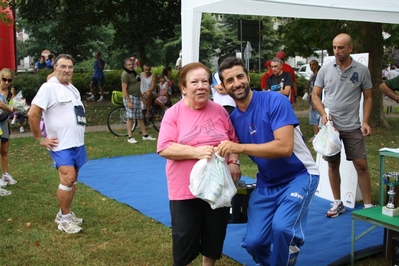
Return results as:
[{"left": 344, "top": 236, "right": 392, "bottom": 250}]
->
[{"left": 382, "top": 172, "right": 399, "bottom": 217}]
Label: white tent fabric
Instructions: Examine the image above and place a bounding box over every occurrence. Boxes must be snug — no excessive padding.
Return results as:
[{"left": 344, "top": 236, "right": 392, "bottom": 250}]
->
[{"left": 182, "top": 0, "right": 399, "bottom": 64}]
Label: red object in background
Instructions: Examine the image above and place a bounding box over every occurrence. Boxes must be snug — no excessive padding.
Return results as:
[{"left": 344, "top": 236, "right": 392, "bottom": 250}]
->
[{"left": 0, "top": 3, "right": 16, "bottom": 70}]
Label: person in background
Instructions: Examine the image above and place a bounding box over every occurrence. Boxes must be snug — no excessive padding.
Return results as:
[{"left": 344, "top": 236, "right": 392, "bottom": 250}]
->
[
  {"left": 387, "top": 63, "right": 399, "bottom": 80},
  {"left": 312, "top": 33, "right": 373, "bottom": 217},
  {"left": 382, "top": 65, "right": 389, "bottom": 80},
  {"left": 211, "top": 57, "right": 236, "bottom": 114},
  {"left": 130, "top": 53, "right": 140, "bottom": 71},
  {"left": 46, "top": 54, "right": 55, "bottom": 69},
  {"left": 266, "top": 57, "right": 293, "bottom": 98},
  {"left": 175, "top": 50, "right": 182, "bottom": 70},
  {"left": 87, "top": 52, "right": 106, "bottom": 102},
  {"left": 217, "top": 57, "right": 319, "bottom": 266},
  {"left": 269, "top": 51, "right": 297, "bottom": 104},
  {"left": 162, "top": 66, "right": 174, "bottom": 96},
  {"left": 140, "top": 63, "right": 157, "bottom": 118},
  {"left": 0, "top": 68, "right": 17, "bottom": 196},
  {"left": 35, "top": 56, "right": 46, "bottom": 72},
  {"left": 157, "top": 62, "right": 241, "bottom": 266},
  {"left": 306, "top": 60, "right": 321, "bottom": 143},
  {"left": 380, "top": 74, "right": 399, "bottom": 102},
  {"left": 260, "top": 60, "right": 271, "bottom": 91},
  {"left": 28, "top": 54, "right": 87, "bottom": 234},
  {"left": 121, "top": 58, "right": 156, "bottom": 144},
  {"left": 154, "top": 74, "right": 169, "bottom": 111}
]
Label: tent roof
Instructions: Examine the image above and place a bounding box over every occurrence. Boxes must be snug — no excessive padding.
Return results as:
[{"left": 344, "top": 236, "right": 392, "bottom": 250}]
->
[{"left": 182, "top": 0, "right": 399, "bottom": 64}]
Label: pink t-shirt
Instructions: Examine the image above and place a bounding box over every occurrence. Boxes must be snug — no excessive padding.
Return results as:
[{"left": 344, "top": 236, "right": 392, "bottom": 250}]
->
[{"left": 157, "top": 100, "right": 238, "bottom": 200}]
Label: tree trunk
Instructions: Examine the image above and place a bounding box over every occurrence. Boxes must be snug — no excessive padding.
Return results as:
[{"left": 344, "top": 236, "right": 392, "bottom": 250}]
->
[{"left": 358, "top": 22, "right": 390, "bottom": 127}]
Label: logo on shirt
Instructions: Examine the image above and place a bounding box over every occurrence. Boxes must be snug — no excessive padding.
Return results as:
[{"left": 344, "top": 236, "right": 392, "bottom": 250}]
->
[
  {"left": 248, "top": 125, "right": 257, "bottom": 135},
  {"left": 349, "top": 72, "right": 359, "bottom": 87}
]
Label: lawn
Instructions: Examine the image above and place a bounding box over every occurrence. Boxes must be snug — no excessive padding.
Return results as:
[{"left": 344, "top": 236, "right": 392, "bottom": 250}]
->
[{"left": 0, "top": 97, "right": 397, "bottom": 265}]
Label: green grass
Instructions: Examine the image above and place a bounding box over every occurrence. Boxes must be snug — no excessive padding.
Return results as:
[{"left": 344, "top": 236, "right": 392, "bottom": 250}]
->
[{"left": 0, "top": 98, "right": 396, "bottom": 265}]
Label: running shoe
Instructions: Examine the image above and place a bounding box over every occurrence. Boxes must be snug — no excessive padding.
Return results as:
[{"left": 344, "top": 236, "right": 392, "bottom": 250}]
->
[
  {"left": 0, "top": 187, "right": 11, "bottom": 196},
  {"left": 54, "top": 211, "right": 83, "bottom": 225},
  {"left": 2, "top": 173, "right": 17, "bottom": 185},
  {"left": 128, "top": 138, "right": 138, "bottom": 144},
  {"left": 143, "top": 135, "right": 156, "bottom": 141},
  {"left": 0, "top": 178, "right": 8, "bottom": 188},
  {"left": 57, "top": 215, "right": 83, "bottom": 234},
  {"left": 326, "top": 202, "right": 345, "bottom": 218}
]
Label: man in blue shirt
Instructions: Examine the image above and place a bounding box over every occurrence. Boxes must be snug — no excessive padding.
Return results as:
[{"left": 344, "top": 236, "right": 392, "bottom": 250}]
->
[
  {"left": 35, "top": 56, "right": 46, "bottom": 72},
  {"left": 216, "top": 57, "right": 319, "bottom": 266},
  {"left": 88, "top": 52, "right": 105, "bottom": 102}
]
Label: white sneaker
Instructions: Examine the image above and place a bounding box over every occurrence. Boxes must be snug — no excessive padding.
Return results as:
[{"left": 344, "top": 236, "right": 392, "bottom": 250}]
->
[
  {"left": 127, "top": 137, "right": 138, "bottom": 144},
  {"left": 87, "top": 95, "right": 95, "bottom": 101},
  {"left": 19, "top": 126, "right": 25, "bottom": 133},
  {"left": 2, "top": 173, "right": 17, "bottom": 185},
  {"left": 0, "top": 187, "right": 11, "bottom": 196},
  {"left": 57, "top": 215, "right": 83, "bottom": 234},
  {"left": 54, "top": 211, "right": 83, "bottom": 225},
  {"left": 143, "top": 135, "right": 156, "bottom": 141},
  {"left": 0, "top": 178, "right": 8, "bottom": 187},
  {"left": 11, "top": 118, "right": 16, "bottom": 125},
  {"left": 97, "top": 96, "right": 104, "bottom": 102}
]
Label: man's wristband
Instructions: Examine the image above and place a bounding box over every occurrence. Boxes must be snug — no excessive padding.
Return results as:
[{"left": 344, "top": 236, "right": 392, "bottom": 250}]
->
[
  {"left": 38, "top": 137, "right": 44, "bottom": 143},
  {"left": 228, "top": 159, "right": 240, "bottom": 166}
]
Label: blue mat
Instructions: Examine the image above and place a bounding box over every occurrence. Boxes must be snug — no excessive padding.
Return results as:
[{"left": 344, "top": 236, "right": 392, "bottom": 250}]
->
[{"left": 79, "top": 153, "right": 383, "bottom": 265}]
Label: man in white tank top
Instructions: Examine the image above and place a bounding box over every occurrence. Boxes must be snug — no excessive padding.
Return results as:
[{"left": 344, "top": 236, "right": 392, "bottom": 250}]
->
[{"left": 140, "top": 63, "right": 157, "bottom": 117}]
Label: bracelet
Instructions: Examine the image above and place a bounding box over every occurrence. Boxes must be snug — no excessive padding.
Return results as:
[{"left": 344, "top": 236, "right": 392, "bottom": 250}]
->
[
  {"left": 228, "top": 159, "right": 240, "bottom": 166},
  {"left": 38, "top": 137, "right": 44, "bottom": 143}
]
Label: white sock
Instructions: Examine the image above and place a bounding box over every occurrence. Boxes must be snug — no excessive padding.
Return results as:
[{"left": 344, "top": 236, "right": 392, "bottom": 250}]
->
[
  {"left": 334, "top": 200, "right": 342, "bottom": 205},
  {"left": 364, "top": 204, "right": 373, "bottom": 209},
  {"left": 61, "top": 213, "right": 70, "bottom": 221}
]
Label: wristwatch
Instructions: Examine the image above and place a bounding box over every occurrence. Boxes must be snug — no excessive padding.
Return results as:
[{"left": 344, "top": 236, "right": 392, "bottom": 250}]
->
[{"left": 228, "top": 159, "right": 240, "bottom": 166}]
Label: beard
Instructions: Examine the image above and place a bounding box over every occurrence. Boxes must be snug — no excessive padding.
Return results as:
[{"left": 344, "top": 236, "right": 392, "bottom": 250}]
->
[{"left": 228, "top": 83, "right": 250, "bottom": 101}]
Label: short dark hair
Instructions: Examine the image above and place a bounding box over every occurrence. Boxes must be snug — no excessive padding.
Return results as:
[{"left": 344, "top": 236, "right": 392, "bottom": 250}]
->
[
  {"left": 218, "top": 57, "right": 248, "bottom": 83},
  {"left": 54, "top": 54, "right": 75, "bottom": 65}
]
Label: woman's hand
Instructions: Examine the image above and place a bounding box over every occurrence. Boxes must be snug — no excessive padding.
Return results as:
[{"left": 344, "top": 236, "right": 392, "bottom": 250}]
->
[{"left": 193, "top": 145, "right": 214, "bottom": 159}]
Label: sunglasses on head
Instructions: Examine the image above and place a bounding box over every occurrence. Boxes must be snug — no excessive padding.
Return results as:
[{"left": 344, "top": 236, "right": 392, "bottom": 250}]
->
[{"left": 1, "top": 78, "right": 12, "bottom": 83}]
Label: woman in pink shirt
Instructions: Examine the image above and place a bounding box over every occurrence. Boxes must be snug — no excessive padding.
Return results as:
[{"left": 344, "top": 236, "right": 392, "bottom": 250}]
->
[{"left": 157, "top": 62, "right": 241, "bottom": 266}]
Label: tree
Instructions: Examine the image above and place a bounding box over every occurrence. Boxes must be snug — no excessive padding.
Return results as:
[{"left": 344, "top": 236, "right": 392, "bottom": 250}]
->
[
  {"left": 16, "top": 0, "right": 181, "bottom": 64},
  {"left": 277, "top": 19, "right": 390, "bottom": 127}
]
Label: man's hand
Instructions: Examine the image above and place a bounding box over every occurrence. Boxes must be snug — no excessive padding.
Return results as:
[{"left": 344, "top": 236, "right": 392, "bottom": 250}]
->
[{"left": 216, "top": 140, "right": 242, "bottom": 158}]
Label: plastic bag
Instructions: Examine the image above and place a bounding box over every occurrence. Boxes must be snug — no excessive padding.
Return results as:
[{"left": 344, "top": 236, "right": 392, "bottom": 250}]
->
[
  {"left": 12, "top": 91, "right": 30, "bottom": 115},
  {"left": 312, "top": 108, "right": 342, "bottom": 156},
  {"left": 189, "top": 153, "right": 237, "bottom": 209},
  {"left": 302, "top": 92, "right": 309, "bottom": 101}
]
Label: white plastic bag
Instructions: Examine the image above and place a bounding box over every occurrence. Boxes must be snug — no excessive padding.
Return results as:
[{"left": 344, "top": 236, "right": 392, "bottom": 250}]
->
[
  {"left": 189, "top": 153, "right": 237, "bottom": 209},
  {"left": 12, "top": 91, "right": 30, "bottom": 115},
  {"left": 312, "top": 108, "right": 342, "bottom": 156},
  {"left": 302, "top": 92, "right": 309, "bottom": 101}
]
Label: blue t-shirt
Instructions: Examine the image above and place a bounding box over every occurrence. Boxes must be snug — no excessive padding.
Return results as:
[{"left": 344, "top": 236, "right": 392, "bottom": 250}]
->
[
  {"left": 46, "top": 59, "right": 53, "bottom": 69},
  {"left": 230, "top": 91, "right": 319, "bottom": 187},
  {"left": 93, "top": 59, "right": 105, "bottom": 78},
  {"left": 35, "top": 61, "right": 46, "bottom": 70}
]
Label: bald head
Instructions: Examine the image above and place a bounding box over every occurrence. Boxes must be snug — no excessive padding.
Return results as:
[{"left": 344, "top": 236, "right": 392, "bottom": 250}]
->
[
  {"left": 333, "top": 33, "right": 353, "bottom": 46},
  {"left": 332, "top": 33, "right": 353, "bottom": 65}
]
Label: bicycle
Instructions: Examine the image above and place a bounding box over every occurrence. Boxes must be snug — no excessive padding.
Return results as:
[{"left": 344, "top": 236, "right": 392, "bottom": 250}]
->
[{"left": 107, "top": 91, "right": 169, "bottom": 137}]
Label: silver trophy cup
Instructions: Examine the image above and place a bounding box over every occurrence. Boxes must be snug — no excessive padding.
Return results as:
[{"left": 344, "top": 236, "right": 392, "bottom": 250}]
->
[{"left": 383, "top": 172, "right": 399, "bottom": 209}]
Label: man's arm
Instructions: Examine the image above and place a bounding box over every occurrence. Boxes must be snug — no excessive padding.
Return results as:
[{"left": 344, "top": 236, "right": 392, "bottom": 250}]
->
[
  {"left": 27, "top": 104, "right": 43, "bottom": 141},
  {"left": 362, "top": 88, "right": 373, "bottom": 136},
  {"left": 97, "top": 59, "right": 104, "bottom": 70},
  {"left": 311, "top": 85, "right": 327, "bottom": 124},
  {"left": 147, "top": 75, "right": 157, "bottom": 93},
  {"left": 380, "top": 82, "right": 399, "bottom": 102},
  {"left": 214, "top": 84, "right": 228, "bottom": 95},
  {"left": 216, "top": 125, "right": 294, "bottom": 159}
]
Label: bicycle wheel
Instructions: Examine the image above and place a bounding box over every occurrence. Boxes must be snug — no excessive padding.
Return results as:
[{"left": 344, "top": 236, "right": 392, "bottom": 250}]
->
[
  {"left": 107, "top": 106, "right": 137, "bottom": 136},
  {"left": 150, "top": 107, "right": 164, "bottom": 132}
]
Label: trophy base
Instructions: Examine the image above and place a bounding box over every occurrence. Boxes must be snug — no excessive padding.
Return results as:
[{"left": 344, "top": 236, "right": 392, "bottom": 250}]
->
[{"left": 382, "top": 206, "right": 399, "bottom": 217}]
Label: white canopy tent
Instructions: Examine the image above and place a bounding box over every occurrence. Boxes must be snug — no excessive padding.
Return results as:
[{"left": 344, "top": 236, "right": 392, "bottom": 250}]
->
[{"left": 181, "top": 0, "right": 399, "bottom": 65}]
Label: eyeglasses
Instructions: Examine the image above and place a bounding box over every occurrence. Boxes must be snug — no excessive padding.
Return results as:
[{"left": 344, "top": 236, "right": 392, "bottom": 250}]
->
[{"left": 1, "top": 78, "right": 12, "bottom": 83}]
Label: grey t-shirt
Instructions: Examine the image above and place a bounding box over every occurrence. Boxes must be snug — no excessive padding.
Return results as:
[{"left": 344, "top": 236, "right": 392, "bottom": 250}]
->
[{"left": 315, "top": 58, "right": 372, "bottom": 131}]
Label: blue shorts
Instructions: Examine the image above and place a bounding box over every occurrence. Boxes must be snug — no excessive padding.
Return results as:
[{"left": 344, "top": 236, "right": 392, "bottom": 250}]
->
[
  {"left": 309, "top": 105, "right": 320, "bottom": 126},
  {"left": 91, "top": 76, "right": 105, "bottom": 87},
  {"left": 49, "top": 146, "right": 88, "bottom": 170}
]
